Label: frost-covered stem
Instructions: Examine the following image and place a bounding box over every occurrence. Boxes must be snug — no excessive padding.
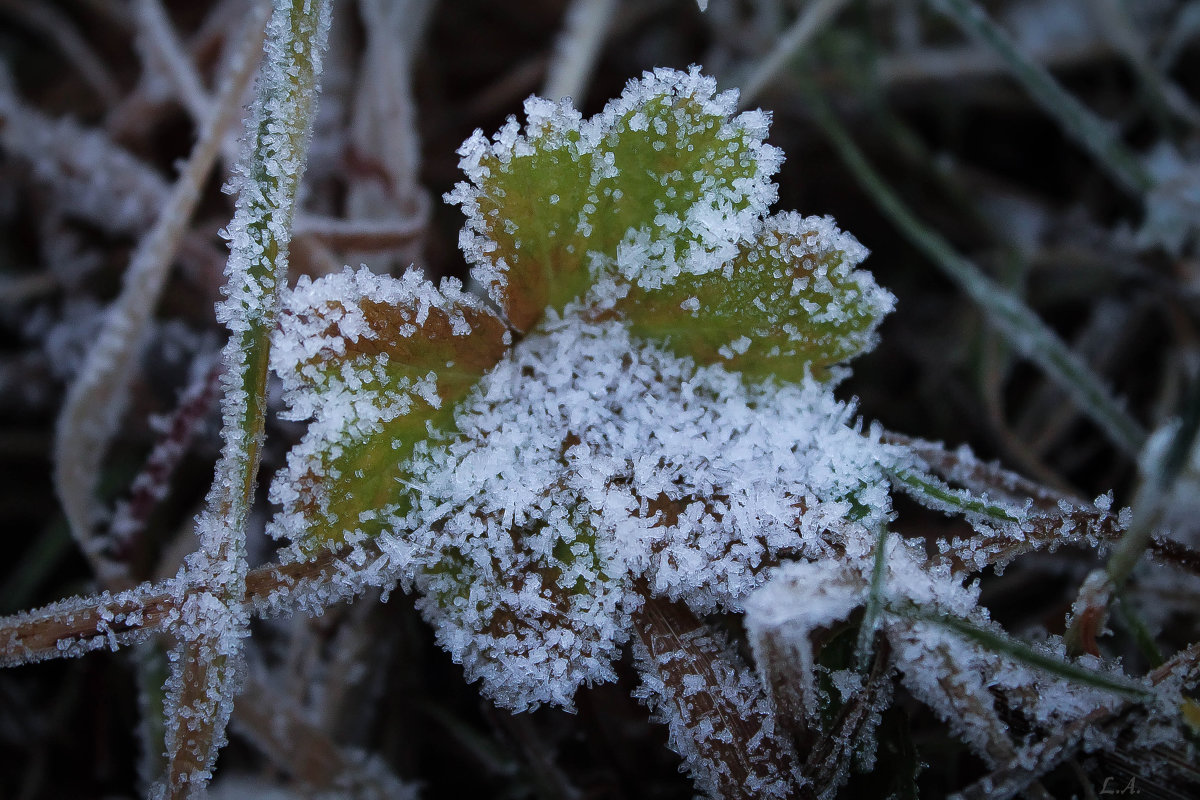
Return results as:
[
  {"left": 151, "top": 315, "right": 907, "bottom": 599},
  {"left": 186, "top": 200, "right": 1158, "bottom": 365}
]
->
[
  {"left": 929, "top": 0, "right": 1153, "bottom": 197},
  {"left": 954, "top": 642, "right": 1200, "bottom": 800},
  {"left": 52, "top": 6, "right": 266, "bottom": 573},
  {"left": 882, "top": 432, "right": 1065, "bottom": 507},
  {"left": 0, "top": 540, "right": 386, "bottom": 668},
  {"left": 734, "top": 0, "right": 851, "bottom": 109},
  {"left": 889, "top": 603, "right": 1152, "bottom": 700},
  {"left": 542, "top": 0, "right": 616, "bottom": 107},
  {"left": 810, "top": 95, "right": 1147, "bottom": 455},
  {"left": 855, "top": 524, "right": 890, "bottom": 670},
  {"left": 157, "top": 2, "right": 331, "bottom": 798}
]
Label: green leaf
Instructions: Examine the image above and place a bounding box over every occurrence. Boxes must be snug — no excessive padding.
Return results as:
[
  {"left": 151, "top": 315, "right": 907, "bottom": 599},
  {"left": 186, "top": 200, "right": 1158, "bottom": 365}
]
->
[
  {"left": 446, "top": 66, "right": 782, "bottom": 332},
  {"left": 267, "top": 268, "right": 508, "bottom": 552},
  {"left": 618, "top": 212, "right": 893, "bottom": 382}
]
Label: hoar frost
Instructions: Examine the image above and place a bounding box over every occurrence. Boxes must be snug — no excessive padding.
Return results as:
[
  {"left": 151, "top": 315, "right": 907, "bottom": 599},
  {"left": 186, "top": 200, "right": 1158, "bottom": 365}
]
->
[
  {"left": 390, "top": 311, "right": 892, "bottom": 710},
  {"left": 268, "top": 66, "right": 896, "bottom": 718}
]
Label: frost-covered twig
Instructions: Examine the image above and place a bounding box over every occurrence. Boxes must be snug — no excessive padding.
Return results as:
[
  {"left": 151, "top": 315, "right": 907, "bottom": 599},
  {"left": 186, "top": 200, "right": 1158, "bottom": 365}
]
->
[
  {"left": 156, "top": 1, "right": 331, "bottom": 794},
  {"left": 542, "top": 0, "right": 617, "bottom": 107},
  {"left": 53, "top": 8, "right": 266, "bottom": 580},
  {"left": 953, "top": 642, "right": 1200, "bottom": 800},
  {"left": 929, "top": 0, "right": 1153, "bottom": 197},
  {"left": 105, "top": 356, "right": 223, "bottom": 577},
  {"left": 0, "top": 540, "right": 393, "bottom": 668},
  {"left": 811, "top": 96, "right": 1147, "bottom": 455}
]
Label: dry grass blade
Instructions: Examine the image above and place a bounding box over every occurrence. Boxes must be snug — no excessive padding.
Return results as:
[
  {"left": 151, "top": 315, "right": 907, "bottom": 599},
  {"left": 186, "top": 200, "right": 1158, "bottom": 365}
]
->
[{"left": 52, "top": 6, "right": 265, "bottom": 574}]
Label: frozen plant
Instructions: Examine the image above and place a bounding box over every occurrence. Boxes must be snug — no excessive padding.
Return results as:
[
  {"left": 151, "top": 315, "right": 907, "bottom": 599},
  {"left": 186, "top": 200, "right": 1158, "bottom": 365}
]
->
[
  {"left": 3, "top": 5, "right": 1199, "bottom": 797},
  {"left": 266, "top": 67, "right": 893, "bottom": 719}
]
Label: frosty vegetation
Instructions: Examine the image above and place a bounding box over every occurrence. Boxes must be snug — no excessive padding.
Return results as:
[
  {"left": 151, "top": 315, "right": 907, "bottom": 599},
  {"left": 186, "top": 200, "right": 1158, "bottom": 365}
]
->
[
  {"left": 257, "top": 65, "right": 1197, "bottom": 798},
  {"left": 2, "top": 2, "right": 1199, "bottom": 799}
]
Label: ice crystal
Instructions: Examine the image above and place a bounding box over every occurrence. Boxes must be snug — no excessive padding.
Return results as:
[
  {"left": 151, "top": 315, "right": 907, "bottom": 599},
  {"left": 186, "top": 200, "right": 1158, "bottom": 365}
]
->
[{"left": 393, "top": 312, "right": 890, "bottom": 709}]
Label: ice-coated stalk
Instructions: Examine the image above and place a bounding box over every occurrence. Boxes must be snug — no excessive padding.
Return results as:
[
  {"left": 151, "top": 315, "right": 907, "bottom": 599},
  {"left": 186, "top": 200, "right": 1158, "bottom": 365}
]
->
[{"left": 155, "top": 1, "right": 332, "bottom": 798}]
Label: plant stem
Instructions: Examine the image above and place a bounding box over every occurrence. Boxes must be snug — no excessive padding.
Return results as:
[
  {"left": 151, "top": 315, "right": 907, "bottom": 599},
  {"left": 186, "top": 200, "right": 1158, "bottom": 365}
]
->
[
  {"left": 156, "top": 2, "right": 331, "bottom": 797},
  {"left": 891, "top": 601, "right": 1152, "bottom": 700},
  {"left": 856, "top": 524, "right": 890, "bottom": 671}
]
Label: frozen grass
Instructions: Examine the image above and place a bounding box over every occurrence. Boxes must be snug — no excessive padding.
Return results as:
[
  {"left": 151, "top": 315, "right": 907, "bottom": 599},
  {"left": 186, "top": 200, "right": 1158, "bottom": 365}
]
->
[{"left": 1, "top": 2, "right": 1199, "bottom": 799}]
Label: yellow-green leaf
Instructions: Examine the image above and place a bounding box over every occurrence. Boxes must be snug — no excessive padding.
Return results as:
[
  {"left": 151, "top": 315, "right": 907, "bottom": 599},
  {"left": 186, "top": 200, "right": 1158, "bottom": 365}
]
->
[
  {"left": 267, "top": 267, "right": 508, "bottom": 552},
  {"left": 618, "top": 213, "right": 893, "bottom": 382},
  {"left": 446, "top": 66, "right": 781, "bottom": 332}
]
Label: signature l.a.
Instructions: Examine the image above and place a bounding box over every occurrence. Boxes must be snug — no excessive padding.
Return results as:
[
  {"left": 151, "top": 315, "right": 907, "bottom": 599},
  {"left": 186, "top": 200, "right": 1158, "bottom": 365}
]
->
[{"left": 1099, "top": 776, "right": 1139, "bottom": 795}]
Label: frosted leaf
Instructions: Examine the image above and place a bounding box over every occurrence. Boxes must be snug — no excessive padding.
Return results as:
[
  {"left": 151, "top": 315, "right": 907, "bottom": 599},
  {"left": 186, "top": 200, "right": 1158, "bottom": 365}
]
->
[
  {"left": 890, "top": 435, "right": 1131, "bottom": 572},
  {"left": 446, "top": 65, "right": 781, "bottom": 331},
  {"left": 407, "top": 505, "right": 634, "bottom": 712},
  {"left": 876, "top": 542, "right": 1137, "bottom": 768},
  {"left": 632, "top": 599, "right": 803, "bottom": 799},
  {"left": 619, "top": 212, "right": 894, "bottom": 382},
  {"left": 384, "top": 311, "right": 892, "bottom": 710},
  {"left": 267, "top": 266, "right": 507, "bottom": 553}
]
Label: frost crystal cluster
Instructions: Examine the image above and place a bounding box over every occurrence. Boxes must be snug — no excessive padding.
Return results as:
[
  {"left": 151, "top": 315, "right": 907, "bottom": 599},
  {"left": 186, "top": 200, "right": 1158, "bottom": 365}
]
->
[{"left": 267, "top": 66, "right": 893, "bottom": 714}]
